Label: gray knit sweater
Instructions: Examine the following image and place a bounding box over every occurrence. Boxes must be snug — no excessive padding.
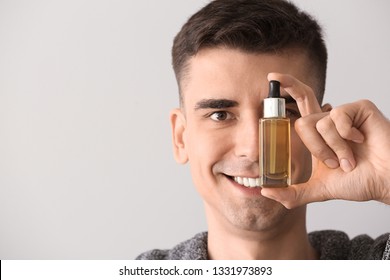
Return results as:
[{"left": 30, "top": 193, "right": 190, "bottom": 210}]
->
[{"left": 136, "top": 230, "right": 390, "bottom": 260}]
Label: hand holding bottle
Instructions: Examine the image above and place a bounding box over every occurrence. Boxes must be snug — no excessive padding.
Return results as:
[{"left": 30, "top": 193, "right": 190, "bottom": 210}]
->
[{"left": 261, "top": 73, "right": 390, "bottom": 208}]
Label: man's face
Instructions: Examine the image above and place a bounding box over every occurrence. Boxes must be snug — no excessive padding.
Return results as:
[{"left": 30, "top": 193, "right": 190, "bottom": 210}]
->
[{"left": 171, "top": 48, "right": 315, "bottom": 232}]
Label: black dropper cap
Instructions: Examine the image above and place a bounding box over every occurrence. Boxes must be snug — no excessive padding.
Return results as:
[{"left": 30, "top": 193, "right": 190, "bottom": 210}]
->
[
  {"left": 269, "top": 80, "right": 281, "bottom": 98},
  {"left": 264, "top": 80, "right": 285, "bottom": 118}
]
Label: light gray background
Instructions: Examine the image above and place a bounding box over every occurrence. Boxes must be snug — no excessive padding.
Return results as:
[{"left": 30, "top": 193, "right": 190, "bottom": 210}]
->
[{"left": 0, "top": 0, "right": 389, "bottom": 259}]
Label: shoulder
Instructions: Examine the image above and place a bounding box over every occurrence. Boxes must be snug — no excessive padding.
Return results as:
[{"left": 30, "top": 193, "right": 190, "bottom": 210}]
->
[
  {"left": 309, "top": 230, "right": 390, "bottom": 260},
  {"left": 135, "top": 232, "right": 208, "bottom": 260}
]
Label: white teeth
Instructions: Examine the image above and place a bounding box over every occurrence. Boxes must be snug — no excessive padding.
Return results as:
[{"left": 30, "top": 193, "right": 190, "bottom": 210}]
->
[
  {"left": 248, "top": 178, "right": 257, "bottom": 187},
  {"left": 233, "top": 176, "right": 260, "bottom": 188}
]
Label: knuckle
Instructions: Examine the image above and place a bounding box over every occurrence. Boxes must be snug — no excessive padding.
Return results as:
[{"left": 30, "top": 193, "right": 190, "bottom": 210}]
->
[
  {"left": 329, "top": 107, "right": 341, "bottom": 119},
  {"left": 358, "top": 99, "right": 375, "bottom": 108},
  {"left": 334, "top": 146, "right": 351, "bottom": 157},
  {"left": 315, "top": 117, "right": 331, "bottom": 134},
  {"left": 294, "top": 116, "right": 311, "bottom": 133},
  {"left": 313, "top": 146, "right": 332, "bottom": 160},
  {"left": 359, "top": 99, "right": 378, "bottom": 115},
  {"left": 283, "top": 201, "right": 295, "bottom": 209}
]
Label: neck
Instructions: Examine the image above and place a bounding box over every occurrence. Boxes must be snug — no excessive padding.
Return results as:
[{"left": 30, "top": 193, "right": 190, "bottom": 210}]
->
[{"left": 206, "top": 205, "right": 318, "bottom": 260}]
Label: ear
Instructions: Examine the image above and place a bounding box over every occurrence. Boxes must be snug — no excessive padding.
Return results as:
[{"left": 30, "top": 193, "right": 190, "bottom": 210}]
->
[
  {"left": 170, "top": 108, "right": 189, "bottom": 164},
  {"left": 321, "top": 103, "right": 332, "bottom": 112}
]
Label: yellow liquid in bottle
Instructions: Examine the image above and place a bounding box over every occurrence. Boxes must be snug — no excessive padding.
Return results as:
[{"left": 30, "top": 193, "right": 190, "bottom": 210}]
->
[{"left": 260, "top": 118, "right": 291, "bottom": 187}]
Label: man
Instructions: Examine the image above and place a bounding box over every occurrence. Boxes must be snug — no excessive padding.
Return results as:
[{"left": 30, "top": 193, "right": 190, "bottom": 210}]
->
[{"left": 137, "top": 0, "right": 390, "bottom": 259}]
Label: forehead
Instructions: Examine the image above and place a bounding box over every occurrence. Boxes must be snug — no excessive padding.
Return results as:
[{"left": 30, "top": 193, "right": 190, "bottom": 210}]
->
[{"left": 180, "top": 47, "right": 316, "bottom": 107}]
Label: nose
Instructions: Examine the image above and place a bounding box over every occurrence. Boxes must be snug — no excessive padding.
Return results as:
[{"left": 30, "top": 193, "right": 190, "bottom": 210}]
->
[{"left": 234, "top": 117, "right": 259, "bottom": 162}]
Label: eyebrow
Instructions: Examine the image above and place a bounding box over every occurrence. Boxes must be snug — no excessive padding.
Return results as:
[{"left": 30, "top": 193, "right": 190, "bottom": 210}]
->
[{"left": 194, "top": 99, "right": 239, "bottom": 110}]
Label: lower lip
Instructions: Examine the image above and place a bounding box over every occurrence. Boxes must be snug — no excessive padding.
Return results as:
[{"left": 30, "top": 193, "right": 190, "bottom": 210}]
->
[{"left": 225, "top": 176, "right": 263, "bottom": 196}]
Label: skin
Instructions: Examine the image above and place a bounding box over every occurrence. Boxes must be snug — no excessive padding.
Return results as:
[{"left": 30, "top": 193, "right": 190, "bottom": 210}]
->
[
  {"left": 262, "top": 97, "right": 390, "bottom": 208},
  {"left": 170, "top": 47, "right": 321, "bottom": 259},
  {"left": 170, "top": 47, "right": 390, "bottom": 259}
]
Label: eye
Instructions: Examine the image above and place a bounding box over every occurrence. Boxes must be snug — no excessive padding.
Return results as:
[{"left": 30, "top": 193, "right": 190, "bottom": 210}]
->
[
  {"left": 209, "top": 111, "right": 234, "bottom": 121},
  {"left": 286, "top": 108, "right": 301, "bottom": 118}
]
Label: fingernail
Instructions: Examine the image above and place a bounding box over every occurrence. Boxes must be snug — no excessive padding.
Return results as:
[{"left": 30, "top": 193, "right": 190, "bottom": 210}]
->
[
  {"left": 340, "top": 159, "right": 353, "bottom": 172},
  {"left": 324, "top": 159, "right": 339, "bottom": 169},
  {"left": 352, "top": 138, "right": 364, "bottom": 144}
]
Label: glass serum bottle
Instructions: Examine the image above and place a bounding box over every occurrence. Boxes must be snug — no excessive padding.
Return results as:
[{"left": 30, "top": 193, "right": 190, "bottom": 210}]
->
[{"left": 259, "top": 80, "right": 291, "bottom": 187}]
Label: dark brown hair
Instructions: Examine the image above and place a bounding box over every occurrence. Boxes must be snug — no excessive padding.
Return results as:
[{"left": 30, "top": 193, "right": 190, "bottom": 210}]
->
[{"left": 172, "top": 0, "right": 327, "bottom": 104}]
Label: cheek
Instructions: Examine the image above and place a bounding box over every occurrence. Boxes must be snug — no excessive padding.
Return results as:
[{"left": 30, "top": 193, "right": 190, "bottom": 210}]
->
[
  {"left": 185, "top": 126, "right": 229, "bottom": 177},
  {"left": 185, "top": 127, "right": 231, "bottom": 197},
  {"left": 291, "top": 130, "right": 312, "bottom": 182},
  {"left": 186, "top": 125, "right": 229, "bottom": 161}
]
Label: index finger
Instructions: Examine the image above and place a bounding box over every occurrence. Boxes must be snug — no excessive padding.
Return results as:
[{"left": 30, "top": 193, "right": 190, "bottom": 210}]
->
[{"left": 267, "top": 73, "right": 322, "bottom": 117}]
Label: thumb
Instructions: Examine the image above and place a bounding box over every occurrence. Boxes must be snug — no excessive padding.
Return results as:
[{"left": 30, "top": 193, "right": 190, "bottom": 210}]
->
[{"left": 261, "top": 180, "right": 328, "bottom": 209}]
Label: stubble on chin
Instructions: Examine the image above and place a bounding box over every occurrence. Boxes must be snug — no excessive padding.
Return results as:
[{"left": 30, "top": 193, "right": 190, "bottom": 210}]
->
[
  {"left": 220, "top": 194, "right": 289, "bottom": 232},
  {"left": 208, "top": 160, "right": 290, "bottom": 232}
]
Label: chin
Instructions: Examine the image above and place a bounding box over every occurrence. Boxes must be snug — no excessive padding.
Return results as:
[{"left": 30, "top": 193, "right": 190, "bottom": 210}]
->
[{"left": 221, "top": 195, "right": 290, "bottom": 232}]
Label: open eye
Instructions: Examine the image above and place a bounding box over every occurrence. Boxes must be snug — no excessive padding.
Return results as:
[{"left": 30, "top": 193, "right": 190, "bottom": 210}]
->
[{"left": 209, "top": 111, "right": 234, "bottom": 121}]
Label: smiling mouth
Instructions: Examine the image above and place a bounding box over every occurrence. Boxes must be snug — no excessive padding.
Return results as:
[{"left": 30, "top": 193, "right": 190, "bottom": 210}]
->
[{"left": 227, "top": 175, "right": 261, "bottom": 188}]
